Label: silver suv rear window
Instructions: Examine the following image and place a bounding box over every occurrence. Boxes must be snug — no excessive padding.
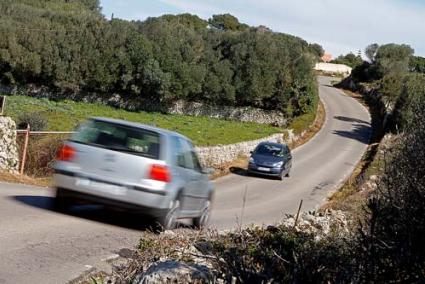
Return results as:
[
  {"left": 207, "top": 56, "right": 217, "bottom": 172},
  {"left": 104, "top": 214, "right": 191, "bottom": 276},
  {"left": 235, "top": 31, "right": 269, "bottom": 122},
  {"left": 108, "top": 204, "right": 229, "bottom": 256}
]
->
[{"left": 71, "top": 120, "right": 161, "bottom": 159}]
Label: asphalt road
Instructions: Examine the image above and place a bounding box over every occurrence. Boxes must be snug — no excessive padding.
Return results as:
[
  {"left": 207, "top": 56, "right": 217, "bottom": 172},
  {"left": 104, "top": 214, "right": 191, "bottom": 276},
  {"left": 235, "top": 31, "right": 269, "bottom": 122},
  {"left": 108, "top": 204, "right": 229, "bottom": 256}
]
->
[
  {"left": 0, "top": 76, "right": 371, "bottom": 283},
  {"left": 211, "top": 76, "right": 371, "bottom": 228}
]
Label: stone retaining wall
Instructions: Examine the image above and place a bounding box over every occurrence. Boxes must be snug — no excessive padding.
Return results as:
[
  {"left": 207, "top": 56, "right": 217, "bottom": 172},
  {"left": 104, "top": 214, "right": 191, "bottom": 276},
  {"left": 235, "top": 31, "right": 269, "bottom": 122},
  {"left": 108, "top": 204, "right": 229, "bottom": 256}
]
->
[
  {"left": 195, "top": 101, "right": 322, "bottom": 168},
  {"left": 195, "top": 131, "right": 299, "bottom": 167},
  {"left": 167, "top": 100, "right": 287, "bottom": 126},
  {"left": 0, "top": 117, "right": 19, "bottom": 172}
]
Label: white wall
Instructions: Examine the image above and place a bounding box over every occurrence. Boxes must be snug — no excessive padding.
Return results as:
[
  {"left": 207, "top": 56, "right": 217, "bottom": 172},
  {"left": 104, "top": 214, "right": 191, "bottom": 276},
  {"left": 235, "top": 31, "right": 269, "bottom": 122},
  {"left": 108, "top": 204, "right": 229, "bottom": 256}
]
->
[{"left": 314, "top": 63, "right": 352, "bottom": 76}]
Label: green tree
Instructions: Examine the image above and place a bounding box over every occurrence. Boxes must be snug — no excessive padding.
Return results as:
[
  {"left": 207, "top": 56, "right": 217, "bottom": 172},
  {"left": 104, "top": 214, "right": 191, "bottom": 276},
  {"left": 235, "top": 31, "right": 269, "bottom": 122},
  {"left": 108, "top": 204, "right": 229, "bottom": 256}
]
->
[
  {"left": 309, "top": 43, "right": 325, "bottom": 58},
  {"left": 375, "top": 44, "right": 414, "bottom": 105},
  {"left": 208, "top": 14, "right": 248, "bottom": 31},
  {"left": 375, "top": 44, "right": 414, "bottom": 75},
  {"left": 365, "top": 43, "right": 379, "bottom": 63},
  {"left": 331, "top": 52, "right": 363, "bottom": 68},
  {"left": 409, "top": 56, "right": 425, "bottom": 73}
]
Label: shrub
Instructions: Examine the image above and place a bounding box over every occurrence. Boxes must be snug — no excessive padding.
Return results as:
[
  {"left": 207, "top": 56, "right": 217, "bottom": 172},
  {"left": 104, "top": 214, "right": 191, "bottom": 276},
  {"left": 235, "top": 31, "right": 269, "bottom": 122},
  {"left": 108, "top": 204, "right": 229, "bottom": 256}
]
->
[
  {"left": 17, "top": 111, "right": 48, "bottom": 131},
  {"left": 358, "top": 94, "right": 425, "bottom": 282},
  {"left": 210, "top": 226, "right": 355, "bottom": 283},
  {"left": 19, "top": 135, "right": 65, "bottom": 177}
]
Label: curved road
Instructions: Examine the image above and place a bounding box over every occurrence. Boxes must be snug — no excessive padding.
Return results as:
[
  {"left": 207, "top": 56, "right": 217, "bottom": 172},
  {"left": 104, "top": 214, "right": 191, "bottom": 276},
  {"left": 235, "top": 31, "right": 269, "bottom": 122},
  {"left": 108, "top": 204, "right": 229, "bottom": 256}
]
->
[
  {"left": 211, "top": 76, "right": 371, "bottom": 228},
  {"left": 0, "top": 77, "right": 371, "bottom": 283}
]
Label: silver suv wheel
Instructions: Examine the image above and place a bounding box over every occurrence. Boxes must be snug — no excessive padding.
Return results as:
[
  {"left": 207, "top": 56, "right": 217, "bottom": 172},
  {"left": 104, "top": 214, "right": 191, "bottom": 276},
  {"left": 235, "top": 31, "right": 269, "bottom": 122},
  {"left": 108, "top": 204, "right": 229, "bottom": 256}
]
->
[
  {"left": 194, "top": 200, "right": 211, "bottom": 229},
  {"left": 159, "top": 200, "right": 180, "bottom": 230}
]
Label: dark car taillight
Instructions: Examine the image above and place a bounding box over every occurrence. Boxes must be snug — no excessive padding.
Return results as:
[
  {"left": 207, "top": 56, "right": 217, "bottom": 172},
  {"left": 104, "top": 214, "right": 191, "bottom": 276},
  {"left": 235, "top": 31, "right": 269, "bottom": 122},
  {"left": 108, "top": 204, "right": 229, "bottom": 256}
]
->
[
  {"left": 56, "top": 145, "right": 75, "bottom": 161},
  {"left": 149, "top": 164, "right": 171, "bottom": 183}
]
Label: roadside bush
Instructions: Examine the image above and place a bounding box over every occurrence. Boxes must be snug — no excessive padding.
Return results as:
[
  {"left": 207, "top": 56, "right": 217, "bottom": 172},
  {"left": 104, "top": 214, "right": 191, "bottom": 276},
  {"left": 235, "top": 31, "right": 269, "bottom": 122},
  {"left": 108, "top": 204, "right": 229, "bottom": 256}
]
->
[
  {"left": 17, "top": 111, "right": 48, "bottom": 131},
  {"left": 392, "top": 73, "right": 425, "bottom": 130},
  {"left": 357, "top": 95, "right": 425, "bottom": 282},
  {"left": 210, "top": 226, "right": 355, "bottom": 283},
  {"left": 21, "top": 135, "right": 65, "bottom": 177}
]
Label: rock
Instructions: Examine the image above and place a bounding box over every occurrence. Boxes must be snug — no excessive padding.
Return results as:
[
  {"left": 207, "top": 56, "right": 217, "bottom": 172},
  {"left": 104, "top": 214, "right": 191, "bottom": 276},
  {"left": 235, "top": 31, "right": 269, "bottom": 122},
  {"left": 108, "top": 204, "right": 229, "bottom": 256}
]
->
[
  {"left": 0, "top": 116, "right": 19, "bottom": 172},
  {"left": 133, "top": 260, "right": 213, "bottom": 284},
  {"left": 369, "top": 175, "right": 378, "bottom": 182},
  {"left": 281, "top": 210, "right": 349, "bottom": 239},
  {"left": 162, "top": 230, "right": 176, "bottom": 237}
]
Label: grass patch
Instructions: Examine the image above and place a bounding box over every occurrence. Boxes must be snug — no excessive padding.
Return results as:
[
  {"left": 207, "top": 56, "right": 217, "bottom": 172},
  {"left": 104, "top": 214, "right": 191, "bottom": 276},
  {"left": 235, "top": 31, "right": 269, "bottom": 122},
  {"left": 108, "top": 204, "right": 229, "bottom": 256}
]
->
[
  {"left": 288, "top": 106, "right": 318, "bottom": 135},
  {"left": 3, "top": 95, "right": 282, "bottom": 146},
  {"left": 0, "top": 171, "right": 51, "bottom": 187},
  {"left": 287, "top": 101, "right": 325, "bottom": 149}
]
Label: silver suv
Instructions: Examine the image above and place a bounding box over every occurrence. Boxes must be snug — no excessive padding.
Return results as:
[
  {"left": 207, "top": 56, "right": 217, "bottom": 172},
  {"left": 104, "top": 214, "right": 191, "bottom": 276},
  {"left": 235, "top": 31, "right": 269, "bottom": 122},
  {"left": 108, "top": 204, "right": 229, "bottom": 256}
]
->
[{"left": 53, "top": 117, "right": 214, "bottom": 229}]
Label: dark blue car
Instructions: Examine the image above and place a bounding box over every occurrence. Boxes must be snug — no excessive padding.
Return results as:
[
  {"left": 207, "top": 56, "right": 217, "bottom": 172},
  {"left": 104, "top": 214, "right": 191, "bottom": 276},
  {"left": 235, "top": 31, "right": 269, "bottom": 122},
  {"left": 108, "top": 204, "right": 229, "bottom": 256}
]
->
[{"left": 247, "top": 142, "right": 292, "bottom": 180}]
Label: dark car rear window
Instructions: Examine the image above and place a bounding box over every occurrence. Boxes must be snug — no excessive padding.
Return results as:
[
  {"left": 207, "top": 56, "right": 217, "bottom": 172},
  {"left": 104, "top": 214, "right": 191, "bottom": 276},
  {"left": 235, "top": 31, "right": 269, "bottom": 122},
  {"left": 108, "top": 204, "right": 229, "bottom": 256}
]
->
[{"left": 71, "top": 120, "right": 161, "bottom": 159}]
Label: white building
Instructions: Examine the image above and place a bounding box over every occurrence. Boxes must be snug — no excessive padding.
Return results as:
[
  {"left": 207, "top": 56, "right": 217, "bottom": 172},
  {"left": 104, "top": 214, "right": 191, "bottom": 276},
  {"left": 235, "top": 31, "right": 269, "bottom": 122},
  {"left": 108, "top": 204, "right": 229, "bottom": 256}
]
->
[{"left": 314, "top": 63, "right": 352, "bottom": 76}]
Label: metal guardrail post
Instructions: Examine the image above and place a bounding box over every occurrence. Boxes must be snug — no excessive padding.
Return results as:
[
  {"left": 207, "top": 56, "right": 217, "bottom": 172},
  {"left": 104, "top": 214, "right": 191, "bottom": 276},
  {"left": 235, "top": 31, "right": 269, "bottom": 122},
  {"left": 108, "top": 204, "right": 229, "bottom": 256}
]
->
[{"left": 20, "top": 124, "right": 30, "bottom": 175}]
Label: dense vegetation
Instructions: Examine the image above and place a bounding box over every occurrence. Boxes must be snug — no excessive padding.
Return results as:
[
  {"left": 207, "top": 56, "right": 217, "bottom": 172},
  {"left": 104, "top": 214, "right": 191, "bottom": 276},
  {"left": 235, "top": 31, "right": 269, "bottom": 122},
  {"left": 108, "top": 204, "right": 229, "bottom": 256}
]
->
[
  {"left": 358, "top": 78, "right": 425, "bottom": 282},
  {"left": 320, "top": 43, "right": 425, "bottom": 282},
  {"left": 0, "top": 0, "right": 321, "bottom": 117},
  {"left": 343, "top": 43, "right": 424, "bottom": 131}
]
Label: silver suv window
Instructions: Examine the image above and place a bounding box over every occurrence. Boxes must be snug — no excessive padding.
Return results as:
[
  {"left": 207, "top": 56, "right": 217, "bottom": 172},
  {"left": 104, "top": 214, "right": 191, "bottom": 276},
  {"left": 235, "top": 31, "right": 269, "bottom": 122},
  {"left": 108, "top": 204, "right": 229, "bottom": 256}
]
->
[
  {"left": 172, "top": 137, "right": 188, "bottom": 168},
  {"left": 71, "top": 119, "right": 161, "bottom": 159},
  {"left": 172, "top": 136, "right": 201, "bottom": 171}
]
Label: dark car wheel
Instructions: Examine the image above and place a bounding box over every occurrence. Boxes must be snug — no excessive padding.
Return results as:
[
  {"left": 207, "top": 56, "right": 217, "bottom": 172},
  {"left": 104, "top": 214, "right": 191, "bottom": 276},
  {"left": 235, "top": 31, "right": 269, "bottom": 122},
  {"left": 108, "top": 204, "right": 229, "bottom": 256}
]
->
[
  {"left": 286, "top": 164, "right": 292, "bottom": 177},
  {"left": 158, "top": 200, "right": 181, "bottom": 230},
  {"left": 278, "top": 170, "right": 285, "bottom": 181},
  {"left": 194, "top": 200, "right": 211, "bottom": 229}
]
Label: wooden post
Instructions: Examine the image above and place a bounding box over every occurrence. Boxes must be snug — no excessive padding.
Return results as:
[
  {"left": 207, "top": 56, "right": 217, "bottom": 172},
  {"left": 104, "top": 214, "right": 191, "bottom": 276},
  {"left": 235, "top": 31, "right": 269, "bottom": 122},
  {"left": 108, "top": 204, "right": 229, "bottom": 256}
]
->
[
  {"left": 0, "top": 96, "right": 5, "bottom": 116},
  {"left": 20, "top": 124, "right": 30, "bottom": 175},
  {"left": 293, "top": 199, "right": 303, "bottom": 229}
]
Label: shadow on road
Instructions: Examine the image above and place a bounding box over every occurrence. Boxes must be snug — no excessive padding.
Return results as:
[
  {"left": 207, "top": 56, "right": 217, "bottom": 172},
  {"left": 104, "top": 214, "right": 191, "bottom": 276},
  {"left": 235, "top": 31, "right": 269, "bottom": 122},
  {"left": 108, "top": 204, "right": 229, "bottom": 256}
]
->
[
  {"left": 333, "top": 123, "right": 371, "bottom": 144},
  {"left": 229, "top": 167, "right": 248, "bottom": 176},
  {"left": 334, "top": 115, "right": 370, "bottom": 125},
  {"left": 230, "top": 167, "right": 280, "bottom": 181},
  {"left": 11, "top": 195, "right": 188, "bottom": 232},
  {"left": 322, "top": 84, "right": 337, "bottom": 88}
]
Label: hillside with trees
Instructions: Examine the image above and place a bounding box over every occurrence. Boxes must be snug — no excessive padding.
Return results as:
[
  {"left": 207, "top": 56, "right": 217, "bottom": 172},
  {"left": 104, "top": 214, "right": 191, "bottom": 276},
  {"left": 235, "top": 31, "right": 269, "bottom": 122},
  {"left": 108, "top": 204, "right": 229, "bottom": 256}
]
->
[{"left": 0, "top": 0, "right": 323, "bottom": 118}]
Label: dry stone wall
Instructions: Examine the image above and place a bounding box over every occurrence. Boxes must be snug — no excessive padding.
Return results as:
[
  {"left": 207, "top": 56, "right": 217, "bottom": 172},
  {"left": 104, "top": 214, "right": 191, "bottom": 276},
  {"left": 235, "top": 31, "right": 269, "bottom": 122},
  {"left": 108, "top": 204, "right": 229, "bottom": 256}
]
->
[
  {"left": 195, "top": 100, "right": 322, "bottom": 168},
  {"left": 168, "top": 100, "right": 287, "bottom": 126},
  {"left": 0, "top": 117, "right": 19, "bottom": 172},
  {"left": 195, "top": 131, "right": 297, "bottom": 167}
]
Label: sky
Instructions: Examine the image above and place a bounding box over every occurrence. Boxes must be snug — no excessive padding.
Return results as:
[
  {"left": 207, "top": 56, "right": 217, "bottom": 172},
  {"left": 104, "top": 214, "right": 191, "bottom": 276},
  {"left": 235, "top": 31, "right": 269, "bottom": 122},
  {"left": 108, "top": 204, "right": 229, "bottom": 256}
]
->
[{"left": 100, "top": 0, "right": 425, "bottom": 58}]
